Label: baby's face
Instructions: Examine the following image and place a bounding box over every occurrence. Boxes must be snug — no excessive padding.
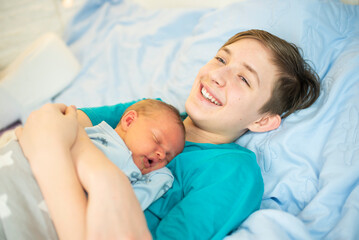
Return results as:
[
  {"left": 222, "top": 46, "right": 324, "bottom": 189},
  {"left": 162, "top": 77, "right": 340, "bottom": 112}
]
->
[{"left": 123, "top": 114, "right": 185, "bottom": 175}]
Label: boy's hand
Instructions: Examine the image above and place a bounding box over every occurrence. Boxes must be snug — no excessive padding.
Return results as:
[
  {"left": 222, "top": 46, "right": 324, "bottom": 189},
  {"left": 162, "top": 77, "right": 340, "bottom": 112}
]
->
[{"left": 16, "top": 103, "right": 78, "bottom": 161}]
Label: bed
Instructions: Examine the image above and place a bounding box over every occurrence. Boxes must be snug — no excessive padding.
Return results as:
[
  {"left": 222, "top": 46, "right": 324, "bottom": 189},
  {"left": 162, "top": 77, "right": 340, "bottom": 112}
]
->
[{"left": 1, "top": 0, "right": 359, "bottom": 239}]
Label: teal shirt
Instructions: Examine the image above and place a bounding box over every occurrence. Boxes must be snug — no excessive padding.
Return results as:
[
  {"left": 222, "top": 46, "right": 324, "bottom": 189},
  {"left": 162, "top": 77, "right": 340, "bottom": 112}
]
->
[{"left": 80, "top": 100, "right": 264, "bottom": 240}]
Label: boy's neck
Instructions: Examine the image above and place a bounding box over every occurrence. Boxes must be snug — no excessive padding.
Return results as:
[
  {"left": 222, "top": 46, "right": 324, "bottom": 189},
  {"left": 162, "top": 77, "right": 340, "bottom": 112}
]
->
[{"left": 183, "top": 117, "right": 241, "bottom": 145}]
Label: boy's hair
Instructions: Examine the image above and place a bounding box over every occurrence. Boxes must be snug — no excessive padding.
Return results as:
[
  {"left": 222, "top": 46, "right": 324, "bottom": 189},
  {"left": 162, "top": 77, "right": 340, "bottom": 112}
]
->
[
  {"left": 222, "top": 29, "right": 320, "bottom": 118},
  {"left": 123, "top": 99, "right": 185, "bottom": 134}
]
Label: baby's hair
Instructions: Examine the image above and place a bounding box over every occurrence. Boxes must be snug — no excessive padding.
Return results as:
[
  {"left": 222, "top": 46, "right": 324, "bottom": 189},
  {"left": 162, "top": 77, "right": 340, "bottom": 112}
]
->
[
  {"left": 123, "top": 99, "right": 185, "bottom": 135},
  {"left": 222, "top": 29, "right": 320, "bottom": 118}
]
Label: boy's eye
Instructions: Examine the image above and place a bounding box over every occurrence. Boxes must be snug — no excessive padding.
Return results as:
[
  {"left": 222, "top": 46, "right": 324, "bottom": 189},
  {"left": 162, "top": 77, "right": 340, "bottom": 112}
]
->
[
  {"left": 215, "top": 56, "right": 226, "bottom": 64},
  {"left": 239, "top": 75, "right": 250, "bottom": 87}
]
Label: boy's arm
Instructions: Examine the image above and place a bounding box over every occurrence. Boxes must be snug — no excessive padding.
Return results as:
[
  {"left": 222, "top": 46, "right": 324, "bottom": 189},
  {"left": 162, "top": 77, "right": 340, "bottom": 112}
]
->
[
  {"left": 33, "top": 144, "right": 87, "bottom": 240},
  {"left": 72, "top": 127, "right": 152, "bottom": 240},
  {"left": 16, "top": 104, "right": 87, "bottom": 240},
  {"left": 17, "top": 103, "right": 151, "bottom": 240},
  {"left": 77, "top": 109, "right": 93, "bottom": 127}
]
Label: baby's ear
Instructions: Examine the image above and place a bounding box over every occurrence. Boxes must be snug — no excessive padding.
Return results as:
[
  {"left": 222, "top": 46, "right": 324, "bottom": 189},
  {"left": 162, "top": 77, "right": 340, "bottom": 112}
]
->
[
  {"left": 120, "top": 110, "right": 138, "bottom": 131},
  {"left": 248, "top": 114, "right": 281, "bottom": 133}
]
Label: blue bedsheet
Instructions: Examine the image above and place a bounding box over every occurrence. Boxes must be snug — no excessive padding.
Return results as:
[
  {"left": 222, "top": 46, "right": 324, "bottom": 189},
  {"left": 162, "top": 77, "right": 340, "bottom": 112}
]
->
[{"left": 55, "top": 0, "right": 359, "bottom": 239}]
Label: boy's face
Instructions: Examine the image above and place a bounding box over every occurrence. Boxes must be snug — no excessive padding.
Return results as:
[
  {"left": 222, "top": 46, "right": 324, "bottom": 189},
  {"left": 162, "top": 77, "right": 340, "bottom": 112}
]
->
[
  {"left": 122, "top": 113, "right": 185, "bottom": 175},
  {"left": 185, "top": 38, "right": 278, "bottom": 139}
]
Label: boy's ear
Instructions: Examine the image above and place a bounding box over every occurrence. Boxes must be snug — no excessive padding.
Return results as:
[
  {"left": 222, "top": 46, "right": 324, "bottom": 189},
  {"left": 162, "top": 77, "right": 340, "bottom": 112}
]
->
[
  {"left": 248, "top": 114, "right": 281, "bottom": 133},
  {"left": 120, "top": 110, "right": 138, "bottom": 131}
]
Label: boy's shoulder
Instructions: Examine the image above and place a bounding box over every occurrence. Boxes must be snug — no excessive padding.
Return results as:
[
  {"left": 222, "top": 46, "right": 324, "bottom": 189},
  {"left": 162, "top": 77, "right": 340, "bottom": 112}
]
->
[
  {"left": 171, "top": 142, "right": 260, "bottom": 181},
  {"left": 182, "top": 141, "right": 256, "bottom": 161}
]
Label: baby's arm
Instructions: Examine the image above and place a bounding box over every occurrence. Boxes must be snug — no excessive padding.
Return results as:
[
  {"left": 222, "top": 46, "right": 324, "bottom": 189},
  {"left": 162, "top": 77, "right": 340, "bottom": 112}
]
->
[{"left": 133, "top": 168, "right": 174, "bottom": 210}]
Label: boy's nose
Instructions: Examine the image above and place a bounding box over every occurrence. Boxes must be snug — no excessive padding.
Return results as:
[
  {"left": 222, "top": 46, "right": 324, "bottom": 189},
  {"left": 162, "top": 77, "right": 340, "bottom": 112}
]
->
[{"left": 210, "top": 67, "right": 231, "bottom": 87}]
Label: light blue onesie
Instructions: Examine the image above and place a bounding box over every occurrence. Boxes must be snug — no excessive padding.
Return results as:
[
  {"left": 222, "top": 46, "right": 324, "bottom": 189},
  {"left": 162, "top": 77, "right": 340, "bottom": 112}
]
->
[{"left": 85, "top": 121, "right": 174, "bottom": 210}]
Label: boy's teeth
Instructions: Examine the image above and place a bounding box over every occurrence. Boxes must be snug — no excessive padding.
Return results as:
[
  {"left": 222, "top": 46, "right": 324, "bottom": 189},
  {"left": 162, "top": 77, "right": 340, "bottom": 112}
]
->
[{"left": 201, "top": 87, "right": 221, "bottom": 106}]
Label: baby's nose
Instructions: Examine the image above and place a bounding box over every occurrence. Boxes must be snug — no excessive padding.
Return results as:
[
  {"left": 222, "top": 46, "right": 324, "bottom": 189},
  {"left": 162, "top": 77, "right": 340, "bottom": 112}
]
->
[{"left": 155, "top": 149, "right": 165, "bottom": 162}]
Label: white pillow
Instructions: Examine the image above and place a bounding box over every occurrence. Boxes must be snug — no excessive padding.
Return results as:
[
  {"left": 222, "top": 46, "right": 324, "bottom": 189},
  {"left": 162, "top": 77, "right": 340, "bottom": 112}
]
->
[
  {"left": 132, "top": 0, "right": 245, "bottom": 9},
  {"left": 0, "top": 32, "right": 80, "bottom": 129}
]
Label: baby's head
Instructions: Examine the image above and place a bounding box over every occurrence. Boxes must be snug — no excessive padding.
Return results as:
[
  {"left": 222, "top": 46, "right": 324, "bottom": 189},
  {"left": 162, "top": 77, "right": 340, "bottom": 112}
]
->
[{"left": 115, "top": 99, "right": 185, "bottom": 174}]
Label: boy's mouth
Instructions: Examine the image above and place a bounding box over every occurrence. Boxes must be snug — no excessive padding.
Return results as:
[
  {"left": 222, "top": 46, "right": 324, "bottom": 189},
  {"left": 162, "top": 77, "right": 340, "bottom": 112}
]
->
[{"left": 200, "top": 86, "right": 222, "bottom": 106}]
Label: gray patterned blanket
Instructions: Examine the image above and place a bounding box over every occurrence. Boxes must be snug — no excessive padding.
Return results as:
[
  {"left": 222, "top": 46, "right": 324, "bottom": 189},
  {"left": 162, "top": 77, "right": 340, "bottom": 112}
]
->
[{"left": 0, "top": 140, "right": 58, "bottom": 240}]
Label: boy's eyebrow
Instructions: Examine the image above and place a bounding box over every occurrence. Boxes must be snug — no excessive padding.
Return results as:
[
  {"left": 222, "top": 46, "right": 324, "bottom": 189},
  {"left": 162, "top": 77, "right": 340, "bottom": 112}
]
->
[{"left": 221, "top": 47, "right": 261, "bottom": 87}]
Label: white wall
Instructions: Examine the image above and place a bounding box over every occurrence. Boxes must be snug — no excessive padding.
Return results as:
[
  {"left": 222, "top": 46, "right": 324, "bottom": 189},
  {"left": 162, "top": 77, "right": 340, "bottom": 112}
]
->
[{"left": 0, "top": 0, "right": 84, "bottom": 72}]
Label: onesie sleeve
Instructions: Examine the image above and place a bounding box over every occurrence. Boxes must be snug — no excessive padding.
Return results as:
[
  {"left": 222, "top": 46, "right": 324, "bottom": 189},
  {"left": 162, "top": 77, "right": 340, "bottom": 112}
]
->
[
  {"left": 133, "top": 167, "right": 174, "bottom": 211},
  {"left": 146, "top": 152, "right": 264, "bottom": 240}
]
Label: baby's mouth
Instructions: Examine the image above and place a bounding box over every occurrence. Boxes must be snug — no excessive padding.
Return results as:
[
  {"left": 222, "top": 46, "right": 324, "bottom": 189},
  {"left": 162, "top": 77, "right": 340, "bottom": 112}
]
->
[
  {"left": 143, "top": 157, "right": 151, "bottom": 168},
  {"left": 144, "top": 156, "right": 154, "bottom": 168},
  {"left": 201, "top": 87, "right": 222, "bottom": 106}
]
